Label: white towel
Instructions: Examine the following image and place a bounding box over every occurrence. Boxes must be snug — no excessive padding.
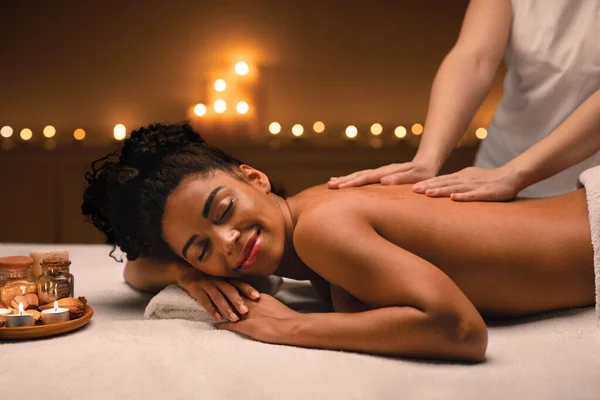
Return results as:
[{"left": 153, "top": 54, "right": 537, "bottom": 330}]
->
[
  {"left": 579, "top": 165, "right": 600, "bottom": 322},
  {"left": 144, "top": 276, "right": 284, "bottom": 322}
]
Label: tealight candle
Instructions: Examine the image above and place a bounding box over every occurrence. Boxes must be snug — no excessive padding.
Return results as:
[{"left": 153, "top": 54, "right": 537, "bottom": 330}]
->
[
  {"left": 41, "top": 301, "right": 69, "bottom": 325},
  {"left": 6, "top": 302, "right": 34, "bottom": 327}
]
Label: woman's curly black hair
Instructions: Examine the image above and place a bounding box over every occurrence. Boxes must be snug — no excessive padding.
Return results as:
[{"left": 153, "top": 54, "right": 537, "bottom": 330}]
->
[{"left": 81, "top": 122, "right": 286, "bottom": 262}]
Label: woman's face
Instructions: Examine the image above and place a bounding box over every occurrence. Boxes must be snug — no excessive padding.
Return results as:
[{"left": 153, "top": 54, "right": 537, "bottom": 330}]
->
[{"left": 162, "top": 166, "right": 286, "bottom": 278}]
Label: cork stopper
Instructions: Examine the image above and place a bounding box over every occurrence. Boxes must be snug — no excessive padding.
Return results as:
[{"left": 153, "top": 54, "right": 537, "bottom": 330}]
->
[
  {"left": 0, "top": 256, "right": 34, "bottom": 271},
  {"left": 41, "top": 257, "right": 71, "bottom": 267}
]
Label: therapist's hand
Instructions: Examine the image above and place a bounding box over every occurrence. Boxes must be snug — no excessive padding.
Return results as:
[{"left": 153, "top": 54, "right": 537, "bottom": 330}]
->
[
  {"left": 328, "top": 161, "right": 438, "bottom": 189},
  {"left": 176, "top": 266, "right": 260, "bottom": 322},
  {"left": 412, "top": 166, "right": 522, "bottom": 201}
]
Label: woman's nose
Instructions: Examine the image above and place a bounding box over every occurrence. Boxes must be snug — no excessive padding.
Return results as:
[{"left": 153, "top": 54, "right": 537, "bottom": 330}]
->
[{"left": 216, "top": 227, "right": 241, "bottom": 255}]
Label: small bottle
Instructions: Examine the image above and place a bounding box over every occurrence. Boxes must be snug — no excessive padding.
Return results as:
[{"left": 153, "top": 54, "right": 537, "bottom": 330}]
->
[
  {"left": 0, "top": 256, "right": 37, "bottom": 307},
  {"left": 37, "top": 257, "right": 75, "bottom": 305}
]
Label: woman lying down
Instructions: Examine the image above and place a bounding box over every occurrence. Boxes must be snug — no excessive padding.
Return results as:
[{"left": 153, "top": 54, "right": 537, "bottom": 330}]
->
[{"left": 82, "top": 123, "right": 594, "bottom": 362}]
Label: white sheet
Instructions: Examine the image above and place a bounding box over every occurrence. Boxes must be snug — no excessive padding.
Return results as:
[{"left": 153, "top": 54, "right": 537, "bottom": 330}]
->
[{"left": 1, "top": 244, "right": 599, "bottom": 400}]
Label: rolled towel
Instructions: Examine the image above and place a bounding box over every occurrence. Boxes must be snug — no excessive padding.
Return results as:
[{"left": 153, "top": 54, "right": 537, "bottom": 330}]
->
[
  {"left": 579, "top": 165, "right": 600, "bottom": 323},
  {"left": 145, "top": 275, "right": 284, "bottom": 322}
]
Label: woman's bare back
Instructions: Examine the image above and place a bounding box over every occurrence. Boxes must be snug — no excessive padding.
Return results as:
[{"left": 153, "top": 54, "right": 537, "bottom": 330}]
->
[{"left": 293, "top": 184, "right": 594, "bottom": 316}]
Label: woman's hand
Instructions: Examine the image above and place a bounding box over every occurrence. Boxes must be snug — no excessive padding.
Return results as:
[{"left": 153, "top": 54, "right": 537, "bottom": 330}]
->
[
  {"left": 412, "top": 166, "right": 523, "bottom": 201},
  {"left": 214, "top": 294, "right": 299, "bottom": 344},
  {"left": 328, "top": 161, "right": 438, "bottom": 189},
  {"left": 176, "top": 266, "right": 260, "bottom": 322}
]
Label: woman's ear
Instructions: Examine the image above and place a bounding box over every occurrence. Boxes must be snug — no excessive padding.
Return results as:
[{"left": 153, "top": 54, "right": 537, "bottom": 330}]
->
[{"left": 239, "top": 165, "right": 272, "bottom": 194}]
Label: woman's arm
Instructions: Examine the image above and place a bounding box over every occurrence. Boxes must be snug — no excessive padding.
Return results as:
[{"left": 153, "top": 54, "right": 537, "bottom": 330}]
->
[
  {"left": 414, "top": 0, "right": 512, "bottom": 171},
  {"left": 289, "top": 204, "right": 488, "bottom": 361},
  {"left": 123, "top": 257, "right": 180, "bottom": 294}
]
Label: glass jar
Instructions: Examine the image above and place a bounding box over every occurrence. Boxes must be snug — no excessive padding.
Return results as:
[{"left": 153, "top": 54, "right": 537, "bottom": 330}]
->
[
  {"left": 0, "top": 256, "right": 37, "bottom": 307},
  {"left": 37, "top": 257, "right": 75, "bottom": 305}
]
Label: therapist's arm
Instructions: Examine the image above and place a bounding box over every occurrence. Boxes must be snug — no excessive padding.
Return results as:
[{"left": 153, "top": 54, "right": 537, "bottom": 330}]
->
[
  {"left": 414, "top": 0, "right": 512, "bottom": 171},
  {"left": 507, "top": 88, "right": 600, "bottom": 190}
]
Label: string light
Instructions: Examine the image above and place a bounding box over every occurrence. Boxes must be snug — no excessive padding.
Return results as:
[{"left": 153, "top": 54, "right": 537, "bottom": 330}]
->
[
  {"left": 269, "top": 122, "right": 281, "bottom": 135},
  {"left": 235, "top": 61, "right": 249, "bottom": 76},
  {"left": 0, "top": 126, "right": 13, "bottom": 138},
  {"left": 74, "top": 128, "right": 86, "bottom": 141},
  {"left": 476, "top": 127, "right": 488, "bottom": 139},
  {"left": 214, "top": 100, "right": 227, "bottom": 114},
  {"left": 236, "top": 101, "right": 249, "bottom": 114},
  {"left": 20, "top": 128, "right": 32, "bottom": 141},
  {"left": 291, "top": 124, "right": 304, "bottom": 137},
  {"left": 214, "top": 79, "right": 227, "bottom": 92},
  {"left": 370, "top": 123, "right": 383, "bottom": 136},
  {"left": 114, "top": 124, "right": 126, "bottom": 140},
  {"left": 394, "top": 126, "right": 407, "bottom": 138},
  {"left": 43, "top": 125, "right": 56, "bottom": 138},
  {"left": 411, "top": 123, "right": 424, "bottom": 135},
  {"left": 345, "top": 125, "right": 358, "bottom": 138},
  {"left": 194, "top": 104, "right": 207, "bottom": 117},
  {"left": 313, "top": 121, "right": 325, "bottom": 133}
]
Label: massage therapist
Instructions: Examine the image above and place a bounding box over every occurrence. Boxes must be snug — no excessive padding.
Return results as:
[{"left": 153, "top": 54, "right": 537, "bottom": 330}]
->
[{"left": 329, "top": 0, "right": 600, "bottom": 201}]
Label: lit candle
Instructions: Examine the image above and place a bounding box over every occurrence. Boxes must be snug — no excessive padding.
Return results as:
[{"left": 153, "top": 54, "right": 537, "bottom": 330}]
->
[
  {"left": 41, "top": 301, "right": 69, "bottom": 325},
  {"left": 5, "top": 302, "right": 35, "bottom": 327}
]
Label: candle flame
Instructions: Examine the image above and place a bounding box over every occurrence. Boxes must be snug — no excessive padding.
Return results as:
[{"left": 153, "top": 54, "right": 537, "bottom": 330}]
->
[
  {"left": 54, "top": 301, "right": 59, "bottom": 312},
  {"left": 20, "top": 285, "right": 26, "bottom": 295},
  {"left": 18, "top": 302, "right": 24, "bottom": 315}
]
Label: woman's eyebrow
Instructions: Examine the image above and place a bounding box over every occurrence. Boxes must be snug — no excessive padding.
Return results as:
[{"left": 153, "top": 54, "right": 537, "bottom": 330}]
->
[{"left": 203, "top": 186, "right": 223, "bottom": 218}]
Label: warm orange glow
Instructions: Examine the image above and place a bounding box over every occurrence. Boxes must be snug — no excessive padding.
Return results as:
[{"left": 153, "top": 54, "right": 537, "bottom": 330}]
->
[
  {"left": 214, "top": 100, "right": 227, "bottom": 114},
  {"left": 370, "top": 123, "right": 383, "bottom": 136},
  {"left": 291, "top": 124, "right": 304, "bottom": 137},
  {"left": 235, "top": 61, "right": 249, "bottom": 76},
  {"left": 476, "top": 127, "right": 488, "bottom": 139},
  {"left": 269, "top": 122, "right": 281, "bottom": 135},
  {"left": 20, "top": 128, "right": 32, "bottom": 141},
  {"left": 43, "top": 125, "right": 56, "bottom": 138},
  {"left": 214, "top": 79, "right": 227, "bottom": 92},
  {"left": 394, "top": 126, "right": 407, "bottom": 138},
  {"left": 194, "top": 104, "right": 207, "bottom": 117},
  {"left": 313, "top": 121, "right": 325, "bottom": 133},
  {"left": 114, "top": 124, "right": 127, "bottom": 140},
  {"left": 0, "top": 126, "right": 13, "bottom": 138},
  {"left": 236, "top": 101, "right": 249, "bottom": 114},
  {"left": 345, "top": 125, "right": 358, "bottom": 138},
  {"left": 74, "top": 128, "right": 86, "bottom": 141},
  {"left": 411, "top": 123, "right": 424, "bottom": 135}
]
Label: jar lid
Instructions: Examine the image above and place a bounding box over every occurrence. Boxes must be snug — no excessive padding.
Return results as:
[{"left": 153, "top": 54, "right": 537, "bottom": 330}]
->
[
  {"left": 41, "top": 257, "right": 71, "bottom": 267},
  {"left": 0, "top": 256, "right": 34, "bottom": 270}
]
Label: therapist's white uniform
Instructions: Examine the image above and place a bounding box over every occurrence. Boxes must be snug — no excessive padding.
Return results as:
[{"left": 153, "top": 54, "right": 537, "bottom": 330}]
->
[{"left": 474, "top": 0, "right": 600, "bottom": 198}]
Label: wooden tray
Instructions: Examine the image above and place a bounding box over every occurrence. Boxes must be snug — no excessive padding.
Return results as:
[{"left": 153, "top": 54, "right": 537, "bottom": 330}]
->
[{"left": 0, "top": 305, "right": 94, "bottom": 340}]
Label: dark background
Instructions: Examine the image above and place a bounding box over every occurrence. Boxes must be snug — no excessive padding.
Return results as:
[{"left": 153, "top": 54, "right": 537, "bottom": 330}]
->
[{"left": 0, "top": 0, "right": 506, "bottom": 244}]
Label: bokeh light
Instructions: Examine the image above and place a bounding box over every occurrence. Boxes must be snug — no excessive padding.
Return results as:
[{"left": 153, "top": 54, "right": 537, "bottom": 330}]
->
[
  {"left": 43, "top": 125, "right": 56, "bottom": 138},
  {"left": 214, "top": 79, "right": 227, "bottom": 92},
  {"left": 236, "top": 101, "right": 249, "bottom": 114},
  {"left": 214, "top": 100, "right": 227, "bottom": 114},
  {"left": 235, "top": 61, "right": 249, "bottom": 76},
  {"left": 114, "top": 124, "right": 127, "bottom": 140},
  {"left": 74, "top": 128, "right": 86, "bottom": 141},
  {"left": 394, "top": 126, "right": 407, "bottom": 138},
  {"left": 269, "top": 122, "right": 281, "bottom": 135},
  {"left": 313, "top": 121, "right": 325, "bottom": 133},
  {"left": 194, "top": 103, "right": 207, "bottom": 116},
  {"left": 1, "top": 126, "right": 13, "bottom": 138},
  {"left": 345, "top": 125, "right": 358, "bottom": 138},
  {"left": 370, "top": 123, "right": 383, "bottom": 136},
  {"left": 291, "top": 124, "right": 304, "bottom": 137},
  {"left": 476, "top": 127, "right": 488, "bottom": 139},
  {"left": 20, "top": 128, "right": 32, "bottom": 141},
  {"left": 411, "top": 123, "right": 424, "bottom": 135}
]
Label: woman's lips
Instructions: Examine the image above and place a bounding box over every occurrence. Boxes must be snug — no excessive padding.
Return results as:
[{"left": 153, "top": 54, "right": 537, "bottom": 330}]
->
[{"left": 237, "top": 229, "right": 261, "bottom": 270}]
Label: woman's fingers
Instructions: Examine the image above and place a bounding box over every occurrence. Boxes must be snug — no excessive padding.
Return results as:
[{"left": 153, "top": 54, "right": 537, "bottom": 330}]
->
[
  {"left": 230, "top": 280, "right": 261, "bottom": 301},
  {"left": 202, "top": 283, "right": 240, "bottom": 322},
  {"left": 214, "top": 280, "right": 250, "bottom": 315},
  {"left": 329, "top": 163, "right": 414, "bottom": 189},
  {"left": 181, "top": 281, "right": 223, "bottom": 320},
  {"left": 425, "top": 184, "right": 470, "bottom": 197}
]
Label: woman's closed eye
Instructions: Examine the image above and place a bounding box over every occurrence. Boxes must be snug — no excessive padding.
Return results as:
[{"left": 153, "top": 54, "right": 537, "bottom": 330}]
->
[{"left": 197, "top": 199, "right": 236, "bottom": 263}]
